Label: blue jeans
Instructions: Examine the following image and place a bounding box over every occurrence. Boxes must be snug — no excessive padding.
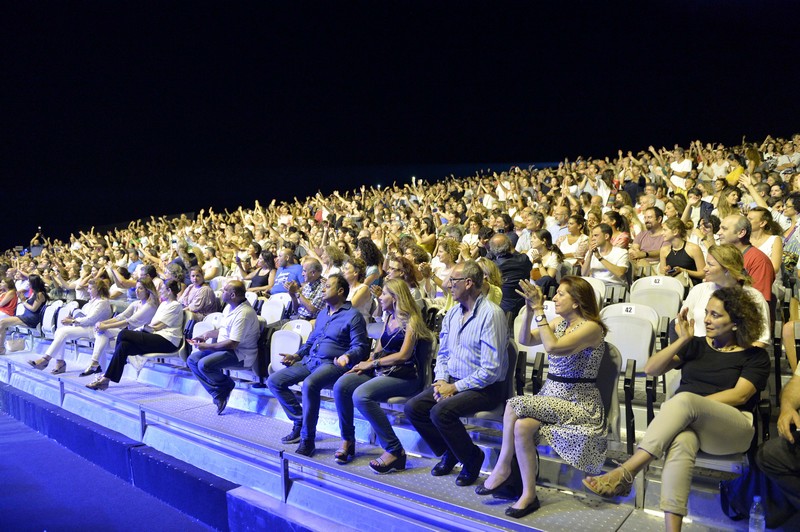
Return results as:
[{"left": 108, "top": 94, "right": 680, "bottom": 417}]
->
[
  {"left": 267, "top": 358, "right": 346, "bottom": 440},
  {"left": 334, "top": 372, "right": 419, "bottom": 454},
  {"left": 187, "top": 349, "right": 243, "bottom": 400}
]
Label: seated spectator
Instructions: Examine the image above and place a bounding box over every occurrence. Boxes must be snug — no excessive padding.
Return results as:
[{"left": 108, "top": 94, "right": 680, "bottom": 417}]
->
[
  {"left": 489, "top": 234, "right": 532, "bottom": 317},
  {"left": 342, "top": 258, "right": 372, "bottom": 321},
  {"left": 332, "top": 279, "right": 435, "bottom": 470},
  {"left": 547, "top": 205, "right": 570, "bottom": 243},
  {"left": 0, "top": 274, "right": 48, "bottom": 354},
  {"left": 480, "top": 277, "right": 607, "bottom": 518},
  {"left": 555, "top": 215, "right": 589, "bottom": 268},
  {"left": 201, "top": 247, "right": 223, "bottom": 280},
  {"left": 585, "top": 286, "right": 769, "bottom": 531},
  {"left": 581, "top": 224, "right": 629, "bottom": 288},
  {"left": 286, "top": 258, "right": 325, "bottom": 320},
  {"left": 354, "top": 237, "right": 384, "bottom": 286},
  {"left": 682, "top": 244, "right": 770, "bottom": 349},
  {"left": 187, "top": 280, "right": 260, "bottom": 415},
  {"left": 717, "top": 214, "right": 775, "bottom": 304},
  {"left": 79, "top": 278, "right": 159, "bottom": 376},
  {"left": 241, "top": 251, "right": 276, "bottom": 296},
  {"left": 602, "top": 211, "right": 631, "bottom": 249},
  {"left": 404, "top": 261, "right": 508, "bottom": 487},
  {"left": 85, "top": 280, "right": 184, "bottom": 390},
  {"left": 476, "top": 257, "right": 503, "bottom": 306},
  {"left": 178, "top": 266, "right": 218, "bottom": 321},
  {"left": 27, "top": 279, "right": 113, "bottom": 373},
  {"left": 0, "top": 278, "right": 18, "bottom": 318},
  {"left": 271, "top": 247, "right": 304, "bottom": 295},
  {"left": 267, "top": 273, "right": 369, "bottom": 457},
  {"left": 628, "top": 206, "right": 667, "bottom": 271},
  {"left": 528, "top": 230, "right": 564, "bottom": 294},
  {"left": 756, "top": 367, "right": 800, "bottom": 525},
  {"left": 372, "top": 255, "right": 423, "bottom": 303},
  {"left": 659, "top": 218, "right": 705, "bottom": 286},
  {"left": 319, "top": 245, "right": 345, "bottom": 279}
]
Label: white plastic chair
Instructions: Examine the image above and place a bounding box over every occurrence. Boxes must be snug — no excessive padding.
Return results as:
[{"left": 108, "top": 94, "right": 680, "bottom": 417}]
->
[
  {"left": 208, "top": 277, "right": 229, "bottom": 292},
  {"left": 580, "top": 276, "right": 606, "bottom": 309},
  {"left": 203, "top": 312, "right": 225, "bottom": 329},
  {"left": 141, "top": 310, "right": 191, "bottom": 363},
  {"left": 269, "top": 329, "right": 303, "bottom": 374},
  {"left": 41, "top": 300, "right": 64, "bottom": 340},
  {"left": 270, "top": 292, "right": 293, "bottom": 310},
  {"left": 281, "top": 319, "right": 313, "bottom": 343},
  {"left": 630, "top": 276, "right": 684, "bottom": 317},
  {"left": 600, "top": 303, "right": 658, "bottom": 369},
  {"left": 260, "top": 299, "right": 285, "bottom": 325},
  {"left": 244, "top": 291, "right": 258, "bottom": 306}
]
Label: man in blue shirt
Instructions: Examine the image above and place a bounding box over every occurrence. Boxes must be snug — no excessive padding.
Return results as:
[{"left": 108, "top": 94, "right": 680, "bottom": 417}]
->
[
  {"left": 405, "top": 260, "right": 508, "bottom": 487},
  {"left": 270, "top": 247, "right": 304, "bottom": 295},
  {"left": 267, "top": 273, "right": 369, "bottom": 457}
]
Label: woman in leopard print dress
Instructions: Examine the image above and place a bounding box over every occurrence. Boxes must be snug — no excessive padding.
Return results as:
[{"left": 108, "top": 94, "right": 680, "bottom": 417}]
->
[{"left": 476, "top": 276, "right": 608, "bottom": 519}]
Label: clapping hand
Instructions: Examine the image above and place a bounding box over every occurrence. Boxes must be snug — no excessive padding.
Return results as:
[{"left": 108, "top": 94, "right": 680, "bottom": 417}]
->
[
  {"left": 674, "top": 307, "right": 695, "bottom": 340},
  {"left": 516, "top": 279, "right": 543, "bottom": 310}
]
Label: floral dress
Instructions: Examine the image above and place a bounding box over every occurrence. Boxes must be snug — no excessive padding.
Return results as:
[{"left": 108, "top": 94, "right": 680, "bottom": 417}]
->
[{"left": 507, "top": 320, "right": 607, "bottom": 474}]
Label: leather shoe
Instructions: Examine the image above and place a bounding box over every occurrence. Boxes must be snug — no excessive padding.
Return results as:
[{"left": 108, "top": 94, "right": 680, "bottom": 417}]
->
[
  {"left": 505, "top": 497, "right": 540, "bottom": 519},
  {"left": 281, "top": 425, "right": 302, "bottom": 444},
  {"left": 475, "top": 475, "right": 512, "bottom": 496},
  {"left": 295, "top": 439, "right": 316, "bottom": 457},
  {"left": 214, "top": 394, "right": 229, "bottom": 415},
  {"left": 430, "top": 451, "right": 458, "bottom": 476},
  {"left": 455, "top": 446, "right": 485, "bottom": 486}
]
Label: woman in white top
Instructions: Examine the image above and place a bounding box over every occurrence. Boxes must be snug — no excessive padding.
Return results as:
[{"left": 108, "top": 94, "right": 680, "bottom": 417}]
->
[
  {"left": 342, "top": 258, "right": 372, "bottom": 321},
  {"left": 462, "top": 216, "right": 482, "bottom": 248},
  {"left": 86, "top": 280, "right": 184, "bottom": 390},
  {"left": 529, "top": 229, "right": 565, "bottom": 293},
  {"left": 27, "top": 279, "right": 114, "bottom": 374},
  {"left": 555, "top": 215, "right": 589, "bottom": 268},
  {"left": 79, "top": 278, "right": 160, "bottom": 377},
  {"left": 681, "top": 244, "right": 770, "bottom": 348},
  {"left": 748, "top": 207, "right": 784, "bottom": 295}
]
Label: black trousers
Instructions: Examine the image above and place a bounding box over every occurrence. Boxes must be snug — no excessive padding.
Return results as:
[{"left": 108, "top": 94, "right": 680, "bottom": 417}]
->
[{"left": 104, "top": 330, "right": 177, "bottom": 382}]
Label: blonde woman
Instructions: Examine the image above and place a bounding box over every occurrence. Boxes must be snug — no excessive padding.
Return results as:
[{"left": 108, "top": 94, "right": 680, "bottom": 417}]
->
[
  {"left": 333, "top": 279, "right": 435, "bottom": 471},
  {"left": 477, "top": 257, "right": 503, "bottom": 305}
]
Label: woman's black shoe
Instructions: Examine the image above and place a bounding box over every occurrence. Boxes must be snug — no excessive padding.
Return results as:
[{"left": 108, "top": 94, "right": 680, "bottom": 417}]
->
[
  {"left": 369, "top": 452, "right": 407, "bottom": 474},
  {"left": 475, "top": 476, "right": 511, "bottom": 496},
  {"left": 505, "top": 497, "right": 540, "bottom": 519}
]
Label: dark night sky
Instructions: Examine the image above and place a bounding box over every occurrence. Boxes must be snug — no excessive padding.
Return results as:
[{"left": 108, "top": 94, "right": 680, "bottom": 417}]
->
[{"left": 3, "top": 1, "right": 799, "bottom": 251}]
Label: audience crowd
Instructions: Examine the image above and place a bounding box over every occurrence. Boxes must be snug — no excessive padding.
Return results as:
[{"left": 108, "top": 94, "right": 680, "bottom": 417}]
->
[{"left": 3, "top": 132, "right": 800, "bottom": 528}]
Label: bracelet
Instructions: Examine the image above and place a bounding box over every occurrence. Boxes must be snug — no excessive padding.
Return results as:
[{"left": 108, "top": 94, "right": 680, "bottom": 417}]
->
[{"left": 372, "top": 359, "right": 380, "bottom": 369}]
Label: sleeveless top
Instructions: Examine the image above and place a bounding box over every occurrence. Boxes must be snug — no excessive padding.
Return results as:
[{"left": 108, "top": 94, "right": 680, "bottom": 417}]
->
[
  {"left": 250, "top": 268, "right": 273, "bottom": 288},
  {"left": 666, "top": 242, "right": 699, "bottom": 285},
  {"left": 0, "top": 292, "right": 17, "bottom": 317}
]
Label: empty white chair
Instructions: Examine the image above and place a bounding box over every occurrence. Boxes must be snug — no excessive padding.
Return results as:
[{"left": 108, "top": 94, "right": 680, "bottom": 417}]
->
[
  {"left": 281, "top": 319, "right": 313, "bottom": 343},
  {"left": 269, "top": 329, "right": 303, "bottom": 374},
  {"left": 600, "top": 303, "right": 657, "bottom": 369},
  {"left": 260, "top": 299, "right": 285, "bottom": 325},
  {"left": 270, "top": 292, "right": 292, "bottom": 310},
  {"left": 580, "top": 276, "right": 606, "bottom": 309},
  {"left": 244, "top": 291, "right": 258, "bottom": 306}
]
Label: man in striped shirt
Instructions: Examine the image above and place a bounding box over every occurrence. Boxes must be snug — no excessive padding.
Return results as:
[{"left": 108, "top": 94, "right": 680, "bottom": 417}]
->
[{"left": 405, "top": 260, "right": 508, "bottom": 487}]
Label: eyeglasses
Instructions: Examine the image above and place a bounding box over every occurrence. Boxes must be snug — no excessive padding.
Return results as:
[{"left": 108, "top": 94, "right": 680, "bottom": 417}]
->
[{"left": 448, "top": 277, "right": 468, "bottom": 285}]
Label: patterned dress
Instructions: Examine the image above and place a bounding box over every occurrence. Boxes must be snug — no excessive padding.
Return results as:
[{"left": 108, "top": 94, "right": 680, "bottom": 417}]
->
[{"left": 507, "top": 320, "right": 607, "bottom": 474}]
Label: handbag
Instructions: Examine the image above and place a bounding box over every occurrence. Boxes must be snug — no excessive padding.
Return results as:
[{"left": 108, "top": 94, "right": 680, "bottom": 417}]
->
[
  {"left": 374, "top": 350, "right": 418, "bottom": 380},
  {"left": 6, "top": 333, "right": 26, "bottom": 352},
  {"left": 719, "top": 463, "right": 795, "bottom": 528}
]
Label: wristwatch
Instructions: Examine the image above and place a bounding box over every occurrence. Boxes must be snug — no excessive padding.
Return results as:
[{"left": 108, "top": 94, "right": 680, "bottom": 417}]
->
[
  {"left": 534, "top": 314, "right": 546, "bottom": 324},
  {"left": 372, "top": 359, "right": 380, "bottom": 369}
]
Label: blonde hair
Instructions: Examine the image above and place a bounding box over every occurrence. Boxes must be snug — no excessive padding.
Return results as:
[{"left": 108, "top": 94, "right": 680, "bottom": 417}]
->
[
  {"left": 383, "top": 279, "right": 434, "bottom": 343},
  {"left": 707, "top": 244, "right": 751, "bottom": 286}
]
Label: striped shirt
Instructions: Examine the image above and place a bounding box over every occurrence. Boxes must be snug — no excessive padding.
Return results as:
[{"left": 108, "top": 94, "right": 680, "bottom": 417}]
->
[{"left": 435, "top": 295, "right": 508, "bottom": 392}]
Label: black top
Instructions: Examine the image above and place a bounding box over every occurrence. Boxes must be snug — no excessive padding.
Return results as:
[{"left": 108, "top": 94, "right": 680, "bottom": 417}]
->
[
  {"left": 493, "top": 252, "right": 533, "bottom": 314},
  {"left": 676, "top": 337, "right": 770, "bottom": 412}
]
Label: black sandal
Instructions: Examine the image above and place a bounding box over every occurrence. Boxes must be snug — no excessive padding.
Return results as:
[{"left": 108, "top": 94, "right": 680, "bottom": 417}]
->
[
  {"left": 334, "top": 441, "right": 355, "bottom": 464},
  {"left": 369, "top": 451, "right": 407, "bottom": 474}
]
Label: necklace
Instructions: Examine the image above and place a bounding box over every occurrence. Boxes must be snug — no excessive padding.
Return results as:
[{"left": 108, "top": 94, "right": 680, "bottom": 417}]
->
[{"left": 671, "top": 241, "right": 685, "bottom": 255}]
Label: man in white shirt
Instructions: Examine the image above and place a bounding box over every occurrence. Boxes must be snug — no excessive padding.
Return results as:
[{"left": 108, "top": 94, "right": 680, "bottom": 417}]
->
[
  {"left": 669, "top": 148, "right": 693, "bottom": 190},
  {"left": 581, "top": 224, "right": 629, "bottom": 287},
  {"left": 187, "top": 280, "right": 261, "bottom": 415}
]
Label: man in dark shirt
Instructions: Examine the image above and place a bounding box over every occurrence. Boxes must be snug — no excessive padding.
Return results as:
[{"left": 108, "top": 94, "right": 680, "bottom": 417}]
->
[
  {"left": 488, "top": 234, "right": 532, "bottom": 317},
  {"left": 267, "top": 273, "right": 369, "bottom": 457}
]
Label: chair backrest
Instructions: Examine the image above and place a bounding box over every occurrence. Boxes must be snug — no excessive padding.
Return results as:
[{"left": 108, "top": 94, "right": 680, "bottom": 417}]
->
[
  {"left": 269, "top": 329, "right": 303, "bottom": 374},
  {"left": 261, "top": 299, "right": 285, "bottom": 325},
  {"left": 580, "top": 276, "right": 606, "bottom": 309},
  {"left": 596, "top": 342, "right": 623, "bottom": 442},
  {"left": 56, "top": 301, "right": 80, "bottom": 329},
  {"left": 42, "top": 300, "right": 64, "bottom": 336},
  {"left": 208, "top": 277, "right": 228, "bottom": 292},
  {"left": 192, "top": 321, "right": 216, "bottom": 339},
  {"left": 244, "top": 291, "right": 258, "bottom": 306},
  {"left": 270, "top": 292, "right": 293, "bottom": 310},
  {"left": 203, "top": 312, "right": 224, "bottom": 328},
  {"left": 600, "top": 302, "right": 660, "bottom": 333},
  {"left": 472, "top": 341, "right": 518, "bottom": 421},
  {"left": 631, "top": 275, "right": 684, "bottom": 302},
  {"left": 630, "top": 276, "right": 684, "bottom": 320},
  {"left": 281, "top": 319, "right": 313, "bottom": 342},
  {"left": 366, "top": 321, "right": 384, "bottom": 341},
  {"left": 601, "top": 312, "right": 655, "bottom": 369},
  {"left": 414, "top": 339, "right": 434, "bottom": 391}
]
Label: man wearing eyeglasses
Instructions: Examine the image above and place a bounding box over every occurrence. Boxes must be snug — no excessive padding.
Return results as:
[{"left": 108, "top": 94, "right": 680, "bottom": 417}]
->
[{"left": 405, "top": 260, "right": 508, "bottom": 487}]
